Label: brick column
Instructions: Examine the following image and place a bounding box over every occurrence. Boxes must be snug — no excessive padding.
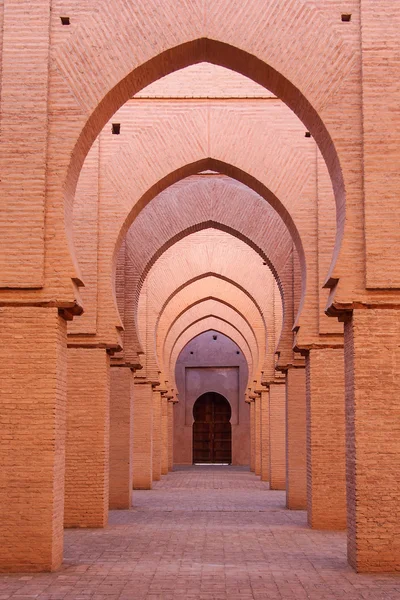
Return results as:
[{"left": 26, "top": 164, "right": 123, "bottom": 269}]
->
[
  {"left": 269, "top": 382, "right": 286, "bottom": 490},
  {"left": 249, "top": 399, "right": 255, "bottom": 472},
  {"left": 254, "top": 394, "right": 261, "bottom": 476},
  {"left": 168, "top": 400, "right": 174, "bottom": 471},
  {"left": 345, "top": 309, "right": 400, "bottom": 572},
  {"left": 132, "top": 381, "right": 153, "bottom": 489},
  {"left": 65, "top": 347, "right": 110, "bottom": 528},
  {"left": 152, "top": 390, "right": 162, "bottom": 481},
  {"left": 286, "top": 367, "right": 307, "bottom": 509},
  {"left": 109, "top": 367, "right": 134, "bottom": 510},
  {"left": 161, "top": 395, "right": 169, "bottom": 475},
  {"left": 0, "top": 307, "right": 66, "bottom": 572},
  {"left": 0, "top": 2, "right": 51, "bottom": 288},
  {"left": 306, "top": 347, "right": 346, "bottom": 529},
  {"left": 260, "top": 389, "right": 270, "bottom": 482}
]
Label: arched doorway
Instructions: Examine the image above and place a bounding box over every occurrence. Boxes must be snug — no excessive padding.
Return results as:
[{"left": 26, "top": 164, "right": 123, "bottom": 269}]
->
[{"left": 193, "top": 392, "right": 232, "bottom": 464}]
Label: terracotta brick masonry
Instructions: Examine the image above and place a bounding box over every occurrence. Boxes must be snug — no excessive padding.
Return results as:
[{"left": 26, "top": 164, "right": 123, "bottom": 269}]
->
[{"left": 0, "top": 467, "right": 399, "bottom": 600}]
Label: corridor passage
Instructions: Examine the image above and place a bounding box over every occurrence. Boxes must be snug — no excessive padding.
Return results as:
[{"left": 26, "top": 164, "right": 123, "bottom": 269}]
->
[{"left": 0, "top": 467, "right": 399, "bottom": 600}]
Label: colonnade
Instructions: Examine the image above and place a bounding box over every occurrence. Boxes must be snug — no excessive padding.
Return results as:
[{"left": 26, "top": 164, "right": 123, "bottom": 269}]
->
[{"left": 1, "top": 0, "right": 399, "bottom": 577}]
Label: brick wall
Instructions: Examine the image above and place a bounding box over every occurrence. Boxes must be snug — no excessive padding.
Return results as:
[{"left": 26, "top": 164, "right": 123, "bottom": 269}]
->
[{"left": 136, "top": 63, "right": 276, "bottom": 98}]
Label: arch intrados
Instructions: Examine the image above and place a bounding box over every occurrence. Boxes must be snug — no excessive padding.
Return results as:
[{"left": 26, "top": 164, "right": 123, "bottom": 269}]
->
[
  {"left": 174, "top": 326, "right": 251, "bottom": 378},
  {"left": 127, "top": 174, "right": 292, "bottom": 299},
  {"left": 135, "top": 223, "right": 283, "bottom": 355},
  {"left": 156, "top": 272, "right": 275, "bottom": 336},
  {"left": 169, "top": 315, "right": 255, "bottom": 374},
  {"left": 162, "top": 299, "right": 262, "bottom": 375},
  {"left": 152, "top": 273, "right": 278, "bottom": 365},
  {"left": 67, "top": 38, "right": 343, "bottom": 232},
  {"left": 115, "top": 158, "right": 304, "bottom": 292},
  {"left": 160, "top": 295, "right": 265, "bottom": 353},
  {"left": 154, "top": 278, "right": 271, "bottom": 382},
  {"left": 66, "top": 38, "right": 344, "bottom": 290},
  {"left": 135, "top": 218, "right": 284, "bottom": 311}
]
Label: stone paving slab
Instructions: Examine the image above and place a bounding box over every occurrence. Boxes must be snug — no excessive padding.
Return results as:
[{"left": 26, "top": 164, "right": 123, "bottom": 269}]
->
[{"left": 0, "top": 466, "right": 399, "bottom": 599}]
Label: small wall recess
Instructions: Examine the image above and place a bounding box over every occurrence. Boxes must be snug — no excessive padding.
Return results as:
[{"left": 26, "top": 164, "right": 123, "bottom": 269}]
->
[
  {"left": 60, "top": 16, "right": 70, "bottom": 25},
  {"left": 112, "top": 123, "right": 121, "bottom": 135}
]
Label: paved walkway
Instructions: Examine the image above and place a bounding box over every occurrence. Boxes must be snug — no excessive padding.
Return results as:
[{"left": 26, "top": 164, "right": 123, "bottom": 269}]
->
[{"left": 0, "top": 466, "right": 399, "bottom": 599}]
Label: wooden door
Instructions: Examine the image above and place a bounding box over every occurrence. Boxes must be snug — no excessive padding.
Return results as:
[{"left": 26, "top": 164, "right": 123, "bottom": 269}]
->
[{"left": 193, "top": 392, "right": 232, "bottom": 463}]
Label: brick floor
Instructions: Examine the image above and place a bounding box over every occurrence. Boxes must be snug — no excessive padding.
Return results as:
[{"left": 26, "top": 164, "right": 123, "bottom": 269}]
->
[{"left": 0, "top": 466, "right": 399, "bottom": 599}]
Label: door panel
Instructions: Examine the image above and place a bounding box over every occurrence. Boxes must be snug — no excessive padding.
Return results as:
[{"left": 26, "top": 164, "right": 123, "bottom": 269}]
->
[
  {"left": 193, "top": 422, "right": 212, "bottom": 462},
  {"left": 213, "top": 422, "right": 231, "bottom": 463},
  {"left": 193, "top": 392, "right": 232, "bottom": 463}
]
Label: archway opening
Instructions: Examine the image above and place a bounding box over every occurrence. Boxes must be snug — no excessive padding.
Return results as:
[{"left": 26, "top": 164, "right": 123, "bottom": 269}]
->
[
  {"left": 193, "top": 392, "right": 232, "bottom": 465},
  {"left": 67, "top": 39, "right": 345, "bottom": 318}
]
